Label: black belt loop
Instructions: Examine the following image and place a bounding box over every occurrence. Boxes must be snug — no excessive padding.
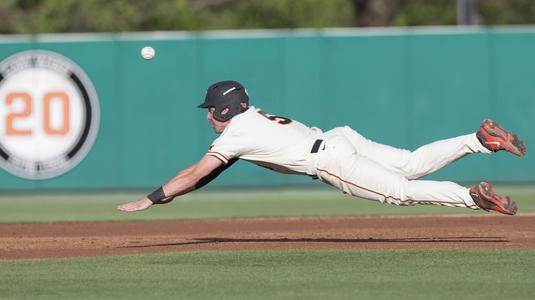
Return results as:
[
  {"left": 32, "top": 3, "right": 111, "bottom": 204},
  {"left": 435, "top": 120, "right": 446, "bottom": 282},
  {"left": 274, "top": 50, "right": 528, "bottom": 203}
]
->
[{"left": 310, "top": 139, "right": 324, "bottom": 153}]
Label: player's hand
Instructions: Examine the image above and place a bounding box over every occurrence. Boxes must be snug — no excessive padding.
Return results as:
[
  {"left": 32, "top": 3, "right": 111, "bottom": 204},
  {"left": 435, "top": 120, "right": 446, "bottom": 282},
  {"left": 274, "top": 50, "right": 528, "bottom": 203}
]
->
[{"left": 117, "top": 198, "right": 153, "bottom": 212}]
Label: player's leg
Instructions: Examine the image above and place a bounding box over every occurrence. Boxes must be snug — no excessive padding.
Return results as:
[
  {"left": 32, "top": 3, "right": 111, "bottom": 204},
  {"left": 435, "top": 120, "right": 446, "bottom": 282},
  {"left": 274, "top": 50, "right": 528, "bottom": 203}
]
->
[
  {"left": 316, "top": 152, "right": 479, "bottom": 209},
  {"left": 341, "top": 119, "right": 527, "bottom": 180},
  {"left": 341, "top": 126, "right": 489, "bottom": 179}
]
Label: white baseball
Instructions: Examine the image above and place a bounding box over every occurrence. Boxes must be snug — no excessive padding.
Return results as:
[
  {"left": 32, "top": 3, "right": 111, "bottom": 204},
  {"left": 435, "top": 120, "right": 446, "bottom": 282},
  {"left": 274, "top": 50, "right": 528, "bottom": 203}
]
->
[{"left": 141, "top": 46, "right": 155, "bottom": 60}]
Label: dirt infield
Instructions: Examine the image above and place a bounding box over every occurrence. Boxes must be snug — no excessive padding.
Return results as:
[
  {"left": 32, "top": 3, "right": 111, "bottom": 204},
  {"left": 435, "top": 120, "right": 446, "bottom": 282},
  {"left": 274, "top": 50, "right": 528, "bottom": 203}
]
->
[{"left": 1, "top": 214, "right": 535, "bottom": 260}]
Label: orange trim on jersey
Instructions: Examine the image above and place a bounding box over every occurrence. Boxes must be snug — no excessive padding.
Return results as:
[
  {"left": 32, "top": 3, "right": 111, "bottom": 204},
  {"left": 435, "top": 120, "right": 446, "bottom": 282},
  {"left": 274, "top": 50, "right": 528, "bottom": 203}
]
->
[
  {"left": 207, "top": 151, "right": 229, "bottom": 164},
  {"left": 316, "top": 168, "right": 476, "bottom": 208},
  {"left": 208, "top": 151, "right": 229, "bottom": 161}
]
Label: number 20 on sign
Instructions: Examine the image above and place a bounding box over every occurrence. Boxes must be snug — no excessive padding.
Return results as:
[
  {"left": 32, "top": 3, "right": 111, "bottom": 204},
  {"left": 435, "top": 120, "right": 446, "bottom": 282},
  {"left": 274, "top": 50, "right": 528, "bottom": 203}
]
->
[{"left": 5, "top": 91, "right": 70, "bottom": 136}]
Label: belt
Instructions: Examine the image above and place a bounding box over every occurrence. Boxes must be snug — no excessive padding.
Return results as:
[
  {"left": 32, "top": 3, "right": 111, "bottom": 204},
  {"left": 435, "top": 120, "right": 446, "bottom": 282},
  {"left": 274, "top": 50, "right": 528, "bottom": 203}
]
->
[
  {"left": 310, "top": 139, "right": 324, "bottom": 153},
  {"left": 308, "top": 139, "right": 324, "bottom": 180}
]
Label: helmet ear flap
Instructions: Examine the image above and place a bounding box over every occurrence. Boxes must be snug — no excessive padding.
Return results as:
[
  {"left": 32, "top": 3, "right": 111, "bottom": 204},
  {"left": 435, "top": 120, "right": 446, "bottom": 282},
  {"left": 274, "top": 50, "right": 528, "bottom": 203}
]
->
[
  {"left": 213, "top": 106, "right": 231, "bottom": 122},
  {"left": 220, "top": 107, "right": 230, "bottom": 115},
  {"left": 219, "top": 107, "right": 230, "bottom": 119}
]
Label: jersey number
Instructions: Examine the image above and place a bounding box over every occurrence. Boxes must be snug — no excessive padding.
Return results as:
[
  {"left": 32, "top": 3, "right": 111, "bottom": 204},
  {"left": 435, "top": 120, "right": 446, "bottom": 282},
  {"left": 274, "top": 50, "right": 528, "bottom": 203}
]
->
[{"left": 256, "top": 110, "right": 292, "bottom": 125}]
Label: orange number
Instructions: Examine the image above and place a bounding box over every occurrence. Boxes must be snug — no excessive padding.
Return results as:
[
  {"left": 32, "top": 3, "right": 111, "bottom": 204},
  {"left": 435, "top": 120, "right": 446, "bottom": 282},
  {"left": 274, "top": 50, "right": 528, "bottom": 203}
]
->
[
  {"left": 4, "top": 91, "right": 71, "bottom": 136},
  {"left": 5, "top": 92, "right": 32, "bottom": 136},
  {"left": 44, "top": 92, "right": 70, "bottom": 136}
]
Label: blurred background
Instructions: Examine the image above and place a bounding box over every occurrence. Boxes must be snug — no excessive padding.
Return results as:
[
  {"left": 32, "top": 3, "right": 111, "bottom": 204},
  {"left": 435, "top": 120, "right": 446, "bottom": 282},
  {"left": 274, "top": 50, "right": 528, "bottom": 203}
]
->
[
  {"left": 2, "top": 0, "right": 535, "bottom": 32},
  {"left": 0, "top": 0, "right": 534, "bottom": 194}
]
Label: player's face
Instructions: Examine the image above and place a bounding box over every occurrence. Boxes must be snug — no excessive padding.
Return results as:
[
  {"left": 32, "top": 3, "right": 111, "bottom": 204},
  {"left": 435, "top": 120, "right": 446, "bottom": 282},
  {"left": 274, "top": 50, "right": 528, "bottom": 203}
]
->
[{"left": 207, "top": 107, "right": 230, "bottom": 134}]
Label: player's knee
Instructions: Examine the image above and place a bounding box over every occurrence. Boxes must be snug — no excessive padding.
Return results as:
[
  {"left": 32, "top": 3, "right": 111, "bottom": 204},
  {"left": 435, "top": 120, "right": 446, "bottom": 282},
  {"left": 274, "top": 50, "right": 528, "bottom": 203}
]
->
[
  {"left": 382, "top": 178, "right": 413, "bottom": 206},
  {"left": 400, "top": 154, "right": 431, "bottom": 179}
]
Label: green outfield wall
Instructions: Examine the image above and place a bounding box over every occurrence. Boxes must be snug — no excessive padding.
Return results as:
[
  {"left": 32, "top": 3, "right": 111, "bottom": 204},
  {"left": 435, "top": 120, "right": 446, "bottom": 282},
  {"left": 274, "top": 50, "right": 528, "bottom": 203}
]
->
[{"left": 0, "top": 27, "right": 533, "bottom": 190}]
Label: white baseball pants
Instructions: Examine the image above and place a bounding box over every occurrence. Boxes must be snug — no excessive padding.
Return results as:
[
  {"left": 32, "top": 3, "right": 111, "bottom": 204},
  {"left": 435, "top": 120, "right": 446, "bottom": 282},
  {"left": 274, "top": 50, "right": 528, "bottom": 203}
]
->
[{"left": 312, "top": 126, "right": 491, "bottom": 209}]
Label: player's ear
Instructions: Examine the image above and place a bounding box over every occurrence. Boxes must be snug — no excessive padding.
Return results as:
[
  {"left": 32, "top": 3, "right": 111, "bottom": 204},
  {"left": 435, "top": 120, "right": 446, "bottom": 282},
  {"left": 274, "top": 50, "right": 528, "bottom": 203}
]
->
[{"left": 240, "top": 102, "right": 248, "bottom": 109}]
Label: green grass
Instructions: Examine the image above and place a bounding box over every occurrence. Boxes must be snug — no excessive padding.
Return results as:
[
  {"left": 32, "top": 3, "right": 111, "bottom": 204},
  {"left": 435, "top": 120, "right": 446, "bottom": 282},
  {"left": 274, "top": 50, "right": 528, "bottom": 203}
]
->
[
  {"left": 1, "top": 188, "right": 534, "bottom": 299},
  {"left": 0, "top": 185, "right": 534, "bottom": 223},
  {"left": 1, "top": 249, "right": 534, "bottom": 299}
]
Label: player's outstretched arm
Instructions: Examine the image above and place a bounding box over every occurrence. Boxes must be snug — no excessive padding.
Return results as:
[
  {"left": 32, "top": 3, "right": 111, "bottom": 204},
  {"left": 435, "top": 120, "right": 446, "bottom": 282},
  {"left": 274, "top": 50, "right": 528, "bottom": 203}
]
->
[{"left": 117, "top": 155, "right": 224, "bottom": 212}]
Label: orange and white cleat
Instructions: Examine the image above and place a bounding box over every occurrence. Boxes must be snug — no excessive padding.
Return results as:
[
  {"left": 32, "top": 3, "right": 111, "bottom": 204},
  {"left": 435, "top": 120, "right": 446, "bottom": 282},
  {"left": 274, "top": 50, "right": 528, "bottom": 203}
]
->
[
  {"left": 469, "top": 182, "right": 518, "bottom": 215},
  {"left": 476, "top": 119, "right": 526, "bottom": 157}
]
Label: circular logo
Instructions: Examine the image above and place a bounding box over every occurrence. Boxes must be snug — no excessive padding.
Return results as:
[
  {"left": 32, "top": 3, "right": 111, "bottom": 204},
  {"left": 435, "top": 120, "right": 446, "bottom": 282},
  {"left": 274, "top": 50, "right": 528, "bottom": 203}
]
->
[{"left": 0, "top": 50, "right": 99, "bottom": 179}]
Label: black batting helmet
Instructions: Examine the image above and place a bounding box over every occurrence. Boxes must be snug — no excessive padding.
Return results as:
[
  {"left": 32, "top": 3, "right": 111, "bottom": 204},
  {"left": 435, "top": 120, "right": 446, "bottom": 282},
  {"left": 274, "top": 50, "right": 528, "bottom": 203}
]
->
[{"left": 197, "top": 80, "right": 249, "bottom": 122}]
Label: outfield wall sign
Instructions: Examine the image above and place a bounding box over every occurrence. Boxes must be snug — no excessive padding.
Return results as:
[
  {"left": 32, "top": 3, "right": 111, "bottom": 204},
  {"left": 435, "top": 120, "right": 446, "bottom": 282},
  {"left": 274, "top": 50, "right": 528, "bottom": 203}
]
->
[{"left": 0, "top": 50, "right": 100, "bottom": 179}]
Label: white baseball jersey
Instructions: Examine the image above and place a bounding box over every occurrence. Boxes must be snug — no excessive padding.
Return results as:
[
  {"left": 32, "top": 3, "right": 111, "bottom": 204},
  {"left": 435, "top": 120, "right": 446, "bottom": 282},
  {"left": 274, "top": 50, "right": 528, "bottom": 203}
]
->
[
  {"left": 206, "top": 106, "right": 491, "bottom": 212},
  {"left": 207, "top": 106, "right": 322, "bottom": 174}
]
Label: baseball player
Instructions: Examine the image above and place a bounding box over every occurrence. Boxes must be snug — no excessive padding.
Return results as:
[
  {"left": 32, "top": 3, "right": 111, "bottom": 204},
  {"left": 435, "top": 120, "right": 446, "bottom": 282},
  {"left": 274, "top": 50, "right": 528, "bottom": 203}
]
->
[{"left": 118, "top": 80, "right": 526, "bottom": 215}]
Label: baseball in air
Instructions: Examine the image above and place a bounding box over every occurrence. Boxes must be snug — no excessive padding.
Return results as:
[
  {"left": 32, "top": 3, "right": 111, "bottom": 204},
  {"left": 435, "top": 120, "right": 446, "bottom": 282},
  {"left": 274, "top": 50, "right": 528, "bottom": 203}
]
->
[{"left": 141, "top": 46, "right": 155, "bottom": 60}]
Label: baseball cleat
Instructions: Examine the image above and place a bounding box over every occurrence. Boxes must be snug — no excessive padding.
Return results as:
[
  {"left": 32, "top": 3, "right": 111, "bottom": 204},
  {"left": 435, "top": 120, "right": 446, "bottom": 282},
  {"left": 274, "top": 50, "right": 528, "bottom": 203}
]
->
[
  {"left": 476, "top": 119, "right": 526, "bottom": 156},
  {"left": 469, "top": 182, "right": 517, "bottom": 215}
]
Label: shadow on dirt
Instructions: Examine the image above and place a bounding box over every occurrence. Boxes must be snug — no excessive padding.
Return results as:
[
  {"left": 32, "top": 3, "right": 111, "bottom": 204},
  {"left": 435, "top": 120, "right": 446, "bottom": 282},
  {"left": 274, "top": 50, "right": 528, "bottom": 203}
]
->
[{"left": 124, "top": 236, "right": 508, "bottom": 248}]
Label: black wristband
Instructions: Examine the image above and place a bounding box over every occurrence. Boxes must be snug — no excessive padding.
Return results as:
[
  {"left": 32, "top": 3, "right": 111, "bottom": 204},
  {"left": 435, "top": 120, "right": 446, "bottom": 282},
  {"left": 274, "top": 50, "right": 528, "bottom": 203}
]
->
[{"left": 147, "top": 186, "right": 166, "bottom": 203}]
